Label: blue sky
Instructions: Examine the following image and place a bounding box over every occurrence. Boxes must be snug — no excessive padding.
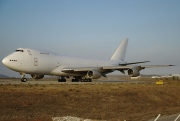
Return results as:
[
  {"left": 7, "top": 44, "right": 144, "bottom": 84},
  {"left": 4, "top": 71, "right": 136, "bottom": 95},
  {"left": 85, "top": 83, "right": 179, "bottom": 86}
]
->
[{"left": 0, "top": 0, "right": 180, "bottom": 77}]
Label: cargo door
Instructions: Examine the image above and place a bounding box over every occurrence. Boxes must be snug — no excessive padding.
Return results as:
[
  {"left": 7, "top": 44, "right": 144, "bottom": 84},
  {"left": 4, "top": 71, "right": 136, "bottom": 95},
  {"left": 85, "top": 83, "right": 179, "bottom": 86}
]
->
[{"left": 34, "top": 58, "right": 38, "bottom": 66}]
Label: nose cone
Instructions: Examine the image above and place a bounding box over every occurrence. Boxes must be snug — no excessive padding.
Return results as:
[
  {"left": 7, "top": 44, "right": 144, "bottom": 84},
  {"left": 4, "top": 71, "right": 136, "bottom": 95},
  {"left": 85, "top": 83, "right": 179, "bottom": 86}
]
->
[{"left": 2, "top": 57, "right": 9, "bottom": 67}]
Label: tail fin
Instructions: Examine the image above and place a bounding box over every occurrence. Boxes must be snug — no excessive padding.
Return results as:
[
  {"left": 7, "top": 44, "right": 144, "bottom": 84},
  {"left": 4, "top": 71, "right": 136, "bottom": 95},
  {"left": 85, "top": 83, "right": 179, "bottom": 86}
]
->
[{"left": 110, "top": 38, "right": 128, "bottom": 61}]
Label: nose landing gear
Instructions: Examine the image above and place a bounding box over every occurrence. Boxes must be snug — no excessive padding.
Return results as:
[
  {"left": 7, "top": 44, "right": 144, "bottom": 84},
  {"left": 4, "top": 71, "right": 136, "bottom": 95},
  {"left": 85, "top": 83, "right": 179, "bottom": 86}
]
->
[
  {"left": 21, "top": 78, "right": 27, "bottom": 82},
  {"left": 20, "top": 73, "right": 27, "bottom": 82}
]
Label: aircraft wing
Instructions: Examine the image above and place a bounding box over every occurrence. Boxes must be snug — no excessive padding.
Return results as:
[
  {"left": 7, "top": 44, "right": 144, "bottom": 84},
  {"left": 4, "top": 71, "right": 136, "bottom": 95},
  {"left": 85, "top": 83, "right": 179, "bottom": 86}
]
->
[
  {"left": 62, "top": 65, "right": 174, "bottom": 72},
  {"left": 103, "top": 65, "right": 174, "bottom": 70},
  {"left": 61, "top": 64, "right": 174, "bottom": 78}
]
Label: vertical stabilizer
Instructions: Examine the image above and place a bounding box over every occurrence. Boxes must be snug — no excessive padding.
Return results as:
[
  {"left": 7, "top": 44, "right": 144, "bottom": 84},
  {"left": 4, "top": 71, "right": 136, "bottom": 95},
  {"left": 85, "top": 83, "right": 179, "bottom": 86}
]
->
[{"left": 110, "top": 38, "right": 128, "bottom": 61}]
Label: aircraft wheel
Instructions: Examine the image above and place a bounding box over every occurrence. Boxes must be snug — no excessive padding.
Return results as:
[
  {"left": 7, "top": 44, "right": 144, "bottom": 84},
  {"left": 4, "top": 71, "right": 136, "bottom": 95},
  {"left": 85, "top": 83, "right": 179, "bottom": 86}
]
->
[
  {"left": 88, "top": 79, "right": 92, "bottom": 82},
  {"left": 63, "top": 79, "right": 66, "bottom": 82},
  {"left": 21, "top": 78, "right": 27, "bottom": 82},
  {"left": 58, "top": 79, "right": 66, "bottom": 82},
  {"left": 72, "top": 79, "right": 77, "bottom": 82},
  {"left": 81, "top": 79, "right": 92, "bottom": 82},
  {"left": 72, "top": 78, "right": 79, "bottom": 82}
]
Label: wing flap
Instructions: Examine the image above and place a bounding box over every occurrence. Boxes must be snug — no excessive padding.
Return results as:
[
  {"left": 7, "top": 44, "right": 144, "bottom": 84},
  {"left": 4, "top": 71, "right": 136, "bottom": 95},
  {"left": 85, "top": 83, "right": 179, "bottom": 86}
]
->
[
  {"left": 141, "top": 65, "right": 175, "bottom": 68},
  {"left": 103, "top": 65, "right": 174, "bottom": 70},
  {"left": 62, "top": 67, "right": 97, "bottom": 72},
  {"left": 103, "top": 66, "right": 131, "bottom": 70}
]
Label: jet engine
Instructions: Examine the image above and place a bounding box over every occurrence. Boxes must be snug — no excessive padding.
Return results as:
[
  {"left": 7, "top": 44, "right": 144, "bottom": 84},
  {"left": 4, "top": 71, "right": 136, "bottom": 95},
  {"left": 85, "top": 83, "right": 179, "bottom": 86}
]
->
[
  {"left": 31, "top": 74, "right": 44, "bottom": 79},
  {"left": 86, "top": 70, "right": 102, "bottom": 79},
  {"left": 127, "top": 66, "right": 141, "bottom": 77}
]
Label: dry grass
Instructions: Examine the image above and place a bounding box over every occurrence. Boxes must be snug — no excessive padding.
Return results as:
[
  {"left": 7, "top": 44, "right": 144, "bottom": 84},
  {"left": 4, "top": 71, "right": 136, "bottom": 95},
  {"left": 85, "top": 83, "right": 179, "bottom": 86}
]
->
[{"left": 0, "top": 80, "right": 180, "bottom": 121}]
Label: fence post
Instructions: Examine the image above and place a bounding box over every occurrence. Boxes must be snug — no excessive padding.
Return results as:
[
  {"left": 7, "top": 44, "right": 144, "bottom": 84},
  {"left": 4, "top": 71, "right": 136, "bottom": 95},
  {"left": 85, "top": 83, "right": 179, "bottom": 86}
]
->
[
  {"left": 174, "top": 114, "right": 180, "bottom": 121},
  {"left": 154, "top": 114, "right": 161, "bottom": 121}
]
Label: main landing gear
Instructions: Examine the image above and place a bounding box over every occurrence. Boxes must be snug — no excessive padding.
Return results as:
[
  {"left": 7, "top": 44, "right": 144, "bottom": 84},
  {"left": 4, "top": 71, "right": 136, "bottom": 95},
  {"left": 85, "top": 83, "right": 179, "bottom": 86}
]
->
[
  {"left": 58, "top": 76, "right": 92, "bottom": 82},
  {"left": 79, "top": 78, "right": 92, "bottom": 82},
  {"left": 71, "top": 77, "right": 81, "bottom": 82},
  {"left": 71, "top": 77, "right": 92, "bottom": 82},
  {"left": 58, "top": 76, "right": 66, "bottom": 82}
]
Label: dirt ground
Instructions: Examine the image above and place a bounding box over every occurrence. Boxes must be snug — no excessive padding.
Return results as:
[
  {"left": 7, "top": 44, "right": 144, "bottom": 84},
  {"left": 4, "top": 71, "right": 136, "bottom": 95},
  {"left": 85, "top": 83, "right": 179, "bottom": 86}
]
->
[{"left": 0, "top": 79, "right": 180, "bottom": 121}]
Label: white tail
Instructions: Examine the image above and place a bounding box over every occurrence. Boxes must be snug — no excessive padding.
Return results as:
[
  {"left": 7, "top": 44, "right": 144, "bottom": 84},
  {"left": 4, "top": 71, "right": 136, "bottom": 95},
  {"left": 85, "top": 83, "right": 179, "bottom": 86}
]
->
[{"left": 110, "top": 38, "right": 128, "bottom": 61}]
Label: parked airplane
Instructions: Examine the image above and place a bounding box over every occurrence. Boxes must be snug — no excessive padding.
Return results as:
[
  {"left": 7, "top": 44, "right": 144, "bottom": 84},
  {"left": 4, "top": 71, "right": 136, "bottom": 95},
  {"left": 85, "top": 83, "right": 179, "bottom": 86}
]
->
[{"left": 2, "top": 38, "right": 173, "bottom": 82}]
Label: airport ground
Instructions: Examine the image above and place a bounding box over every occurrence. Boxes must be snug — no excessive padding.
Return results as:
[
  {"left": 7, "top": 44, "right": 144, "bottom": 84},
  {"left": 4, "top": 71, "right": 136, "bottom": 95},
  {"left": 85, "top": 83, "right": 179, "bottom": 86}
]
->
[{"left": 0, "top": 77, "right": 180, "bottom": 121}]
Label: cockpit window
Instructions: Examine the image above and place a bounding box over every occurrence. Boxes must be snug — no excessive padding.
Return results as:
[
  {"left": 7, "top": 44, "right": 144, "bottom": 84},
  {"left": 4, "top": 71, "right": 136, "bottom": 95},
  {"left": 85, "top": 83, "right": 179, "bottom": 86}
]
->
[{"left": 15, "top": 50, "right": 24, "bottom": 52}]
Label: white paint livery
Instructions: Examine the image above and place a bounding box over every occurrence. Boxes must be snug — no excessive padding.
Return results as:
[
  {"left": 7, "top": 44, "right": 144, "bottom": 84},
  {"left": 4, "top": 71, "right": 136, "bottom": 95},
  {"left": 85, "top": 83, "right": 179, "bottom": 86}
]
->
[
  {"left": 2, "top": 38, "right": 173, "bottom": 82},
  {"left": 110, "top": 38, "right": 128, "bottom": 61}
]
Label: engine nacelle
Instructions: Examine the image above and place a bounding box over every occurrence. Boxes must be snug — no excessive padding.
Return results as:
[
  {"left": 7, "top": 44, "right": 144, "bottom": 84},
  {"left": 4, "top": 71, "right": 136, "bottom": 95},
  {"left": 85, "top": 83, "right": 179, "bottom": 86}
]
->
[
  {"left": 31, "top": 74, "right": 44, "bottom": 79},
  {"left": 127, "top": 67, "right": 141, "bottom": 77},
  {"left": 86, "top": 70, "right": 102, "bottom": 79}
]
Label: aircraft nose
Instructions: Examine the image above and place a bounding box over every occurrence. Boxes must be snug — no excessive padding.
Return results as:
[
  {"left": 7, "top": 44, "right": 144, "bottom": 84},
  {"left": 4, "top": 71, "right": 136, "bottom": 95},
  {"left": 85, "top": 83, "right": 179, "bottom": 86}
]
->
[{"left": 2, "top": 57, "right": 9, "bottom": 66}]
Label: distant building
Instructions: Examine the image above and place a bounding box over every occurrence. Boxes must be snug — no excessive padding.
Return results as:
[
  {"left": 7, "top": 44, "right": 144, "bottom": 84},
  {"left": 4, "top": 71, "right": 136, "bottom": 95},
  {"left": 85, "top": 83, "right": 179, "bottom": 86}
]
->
[
  {"left": 152, "top": 76, "right": 160, "bottom": 79},
  {"left": 161, "top": 76, "right": 173, "bottom": 80},
  {"left": 152, "top": 75, "right": 178, "bottom": 80},
  {"left": 171, "top": 74, "right": 180, "bottom": 79},
  {"left": 172, "top": 74, "right": 180, "bottom": 77},
  {"left": 131, "top": 76, "right": 141, "bottom": 79}
]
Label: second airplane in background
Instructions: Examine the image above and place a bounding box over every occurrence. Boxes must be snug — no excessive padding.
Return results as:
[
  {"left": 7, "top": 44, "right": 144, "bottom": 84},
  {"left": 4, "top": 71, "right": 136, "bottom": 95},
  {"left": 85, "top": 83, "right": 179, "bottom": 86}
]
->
[{"left": 2, "top": 38, "right": 173, "bottom": 82}]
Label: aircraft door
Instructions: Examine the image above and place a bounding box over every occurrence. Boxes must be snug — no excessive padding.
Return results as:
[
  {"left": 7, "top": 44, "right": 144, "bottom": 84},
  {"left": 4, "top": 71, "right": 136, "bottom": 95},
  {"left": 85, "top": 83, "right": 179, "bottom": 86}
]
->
[
  {"left": 34, "top": 58, "right": 38, "bottom": 66},
  {"left": 27, "top": 50, "right": 32, "bottom": 55},
  {"left": 27, "top": 49, "right": 33, "bottom": 68}
]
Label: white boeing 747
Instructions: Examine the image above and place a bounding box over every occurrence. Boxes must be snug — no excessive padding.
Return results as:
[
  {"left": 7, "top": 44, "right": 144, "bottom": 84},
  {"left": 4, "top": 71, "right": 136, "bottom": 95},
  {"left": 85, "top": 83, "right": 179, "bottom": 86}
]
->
[{"left": 2, "top": 38, "right": 173, "bottom": 82}]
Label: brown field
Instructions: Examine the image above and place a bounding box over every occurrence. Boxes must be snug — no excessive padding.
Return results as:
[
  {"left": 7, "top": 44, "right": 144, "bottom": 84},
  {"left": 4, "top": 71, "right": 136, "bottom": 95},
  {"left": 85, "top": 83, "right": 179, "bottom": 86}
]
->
[{"left": 0, "top": 79, "right": 180, "bottom": 121}]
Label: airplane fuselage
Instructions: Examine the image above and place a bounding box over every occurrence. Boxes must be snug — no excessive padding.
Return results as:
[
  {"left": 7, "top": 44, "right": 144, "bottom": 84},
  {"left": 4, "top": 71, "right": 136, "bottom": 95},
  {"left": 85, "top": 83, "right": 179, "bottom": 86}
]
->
[{"left": 2, "top": 48, "right": 119, "bottom": 77}]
